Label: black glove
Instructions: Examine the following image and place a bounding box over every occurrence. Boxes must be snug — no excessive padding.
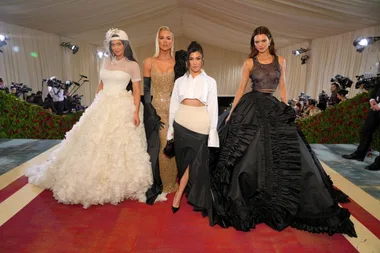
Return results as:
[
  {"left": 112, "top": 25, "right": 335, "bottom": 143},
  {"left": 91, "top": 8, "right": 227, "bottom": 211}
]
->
[
  {"left": 144, "top": 77, "right": 152, "bottom": 104},
  {"left": 126, "top": 80, "right": 133, "bottom": 92},
  {"left": 159, "top": 121, "right": 165, "bottom": 130},
  {"left": 163, "top": 139, "right": 175, "bottom": 158}
]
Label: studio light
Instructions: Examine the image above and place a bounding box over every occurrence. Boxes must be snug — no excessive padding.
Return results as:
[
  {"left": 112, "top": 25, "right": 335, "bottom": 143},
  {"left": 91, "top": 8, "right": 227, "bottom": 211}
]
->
[
  {"left": 0, "top": 34, "right": 10, "bottom": 53},
  {"left": 353, "top": 36, "right": 380, "bottom": 53},
  {"left": 61, "top": 42, "right": 79, "bottom": 54},
  {"left": 301, "top": 55, "right": 309, "bottom": 65},
  {"left": 292, "top": 48, "right": 310, "bottom": 56},
  {"left": 292, "top": 47, "right": 310, "bottom": 64},
  {"left": 96, "top": 51, "right": 109, "bottom": 58},
  {"left": 97, "top": 51, "right": 104, "bottom": 58}
]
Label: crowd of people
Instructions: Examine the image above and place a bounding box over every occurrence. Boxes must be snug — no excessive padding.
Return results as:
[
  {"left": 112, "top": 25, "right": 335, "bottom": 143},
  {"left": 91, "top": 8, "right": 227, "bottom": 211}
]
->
[
  {"left": 0, "top": 77, "right": 86, "bottom": 115},
  {"left": 290, "top": 80, "right": 363, "bottom": 119}
]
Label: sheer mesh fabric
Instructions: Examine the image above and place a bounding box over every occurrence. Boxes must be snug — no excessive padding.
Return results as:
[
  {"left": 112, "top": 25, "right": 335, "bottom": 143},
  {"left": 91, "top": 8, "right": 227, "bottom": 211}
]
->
[{"left": 102, "top": 58, "right": 141, "bottom": 82}]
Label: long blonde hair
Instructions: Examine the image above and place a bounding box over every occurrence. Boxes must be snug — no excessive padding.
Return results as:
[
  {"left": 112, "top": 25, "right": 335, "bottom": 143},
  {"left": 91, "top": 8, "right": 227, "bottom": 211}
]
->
[{"left": 153, "top": 26, "right": 174, "bottom": 58}]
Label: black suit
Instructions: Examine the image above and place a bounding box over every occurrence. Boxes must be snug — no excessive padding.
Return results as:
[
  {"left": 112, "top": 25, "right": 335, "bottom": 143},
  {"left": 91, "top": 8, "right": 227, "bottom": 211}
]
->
[{"left": 356, "top": 81, "right": 380, "bottom": 167}]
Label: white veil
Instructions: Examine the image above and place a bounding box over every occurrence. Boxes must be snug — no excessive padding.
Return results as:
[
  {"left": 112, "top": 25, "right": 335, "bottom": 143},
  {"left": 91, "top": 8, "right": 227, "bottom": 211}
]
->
[{"left": 101, "top": 28, "right": 139, "bottom": 71}]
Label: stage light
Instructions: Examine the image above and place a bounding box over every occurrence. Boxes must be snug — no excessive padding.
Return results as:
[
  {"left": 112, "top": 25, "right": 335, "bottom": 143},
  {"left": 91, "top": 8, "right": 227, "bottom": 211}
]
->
[
  {"left": 97, "top": 51, "right": 104, "bottom": 58},
  {"left": 301, "top": 55, "right": 309, "bottom": 65},
  {"left": 0, "top": 34, "right": 10, "bottom": 53},
  {"left": 61, "top": 42, "right": 79, "bottom": 54},
  {"left": 292, "top": 48, "right": 310, "bottom": 56},
  {"left": 292, "top": 47, "right": 310, "bottom": 64},
  {"left": 353, "top": 36, "right": 380, "bottom": 53},
  {"left": 96, "top": 51, "right": 109, "bottom": 58}
]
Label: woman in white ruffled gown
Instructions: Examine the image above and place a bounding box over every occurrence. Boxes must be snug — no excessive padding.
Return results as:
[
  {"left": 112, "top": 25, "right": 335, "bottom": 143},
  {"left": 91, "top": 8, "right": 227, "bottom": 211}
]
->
[{"left": 26, "top": 28, "right": 153, "bottom": 208}]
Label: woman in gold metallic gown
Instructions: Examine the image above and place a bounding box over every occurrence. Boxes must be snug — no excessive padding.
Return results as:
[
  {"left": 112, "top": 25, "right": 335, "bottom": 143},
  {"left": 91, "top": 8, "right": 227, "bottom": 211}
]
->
[{"left": 143, "top": 26, "right": 178, "bottom": 203}]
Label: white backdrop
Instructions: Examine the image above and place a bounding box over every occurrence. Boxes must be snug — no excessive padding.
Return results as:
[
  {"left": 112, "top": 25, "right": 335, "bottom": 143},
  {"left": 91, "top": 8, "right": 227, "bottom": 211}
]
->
[
  {"left": 306, "top": 25, "right": 380, "bottom": 99},
  {"left": 1, "top": 21, "right": 379, "bottom": 106},
  {"left": 0, "top": 0, "right": 379, "bottom": 53},
  {"left": 0, "top": 22, "right": 100, "bottom": 106}
]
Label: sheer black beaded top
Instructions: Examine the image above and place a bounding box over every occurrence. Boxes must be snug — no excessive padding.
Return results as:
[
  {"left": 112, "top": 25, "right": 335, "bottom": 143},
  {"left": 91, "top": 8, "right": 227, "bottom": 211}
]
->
[{"left": 250, "top": 55, "right": 281, "bottom": 93}]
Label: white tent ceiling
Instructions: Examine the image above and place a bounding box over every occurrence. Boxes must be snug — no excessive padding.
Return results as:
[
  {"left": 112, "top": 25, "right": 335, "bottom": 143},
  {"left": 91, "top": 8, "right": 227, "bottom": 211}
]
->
[{"left": 0, "top": 0, "right": 379, "bottom": 52}]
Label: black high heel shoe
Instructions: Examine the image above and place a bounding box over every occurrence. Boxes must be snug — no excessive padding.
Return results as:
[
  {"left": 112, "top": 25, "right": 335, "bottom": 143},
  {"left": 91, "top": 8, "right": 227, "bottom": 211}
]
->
[
  {"left": 172, "top": 191, "right": 181, "bottom": 214},
  {"left": 172, "top": 206, "right": 180, "bottom": 214}
]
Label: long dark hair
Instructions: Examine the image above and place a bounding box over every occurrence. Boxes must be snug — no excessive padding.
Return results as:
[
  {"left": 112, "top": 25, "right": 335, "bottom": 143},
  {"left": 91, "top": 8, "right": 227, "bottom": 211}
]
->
[
  {"left": 108, "top": 35, "right": 138, "bottom": 92},
  {"left": 249, "top": 26, "right": 276, "bottom": 58},
  {"left": 109, "top": 35, "right": 137, "bottom": 62}
]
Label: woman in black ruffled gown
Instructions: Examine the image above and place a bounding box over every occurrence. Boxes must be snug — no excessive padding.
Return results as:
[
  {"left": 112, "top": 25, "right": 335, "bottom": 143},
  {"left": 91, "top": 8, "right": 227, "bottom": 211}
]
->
[{"left": 209, "top": 26, "right": 356, "bottom": 237}]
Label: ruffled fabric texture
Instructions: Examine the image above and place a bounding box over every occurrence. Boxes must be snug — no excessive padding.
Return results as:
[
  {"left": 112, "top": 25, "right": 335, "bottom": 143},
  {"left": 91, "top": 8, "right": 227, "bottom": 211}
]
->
[
  {"left": 26, "top": 90, "right": 153, "bottom": 209},
  {"left": 209, "top": 91, "right": 356, "bottom": 237}
]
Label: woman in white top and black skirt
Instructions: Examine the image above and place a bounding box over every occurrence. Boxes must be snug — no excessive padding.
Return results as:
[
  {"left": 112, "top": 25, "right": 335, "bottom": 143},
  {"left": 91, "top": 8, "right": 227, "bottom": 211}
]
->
[{"left": 167, "top": 41, "right": 219, "bottom": 217}]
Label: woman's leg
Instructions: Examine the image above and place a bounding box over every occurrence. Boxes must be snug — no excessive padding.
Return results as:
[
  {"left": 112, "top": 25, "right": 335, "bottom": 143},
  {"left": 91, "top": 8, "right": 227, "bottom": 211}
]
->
[{"left": 172, "top": 166, "right": 189, "bottom": 208}]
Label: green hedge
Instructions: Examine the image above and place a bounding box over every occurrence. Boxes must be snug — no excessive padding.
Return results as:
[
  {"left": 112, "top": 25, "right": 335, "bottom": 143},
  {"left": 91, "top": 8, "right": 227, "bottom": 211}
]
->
[
  {"left": 297, "top": 92, "right": 380, "bottom": 151},
  {"left": 1, "top": 90, "right": 379, "bottom": 151},
  {"left": 0, "top": 91, "right": 82, "bottom": 139}
]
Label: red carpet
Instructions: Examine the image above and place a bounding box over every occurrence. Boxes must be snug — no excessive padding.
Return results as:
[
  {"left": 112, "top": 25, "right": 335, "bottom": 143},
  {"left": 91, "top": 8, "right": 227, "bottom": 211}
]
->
[
  {"left": 0, "top": 190, "right": 358, "bottom": 253},
  {"left": 0, "top": 176, "right": 28, "bottom": 203},
  {"left": 341, "top": 199, "right": 380, "bottom": 239}
]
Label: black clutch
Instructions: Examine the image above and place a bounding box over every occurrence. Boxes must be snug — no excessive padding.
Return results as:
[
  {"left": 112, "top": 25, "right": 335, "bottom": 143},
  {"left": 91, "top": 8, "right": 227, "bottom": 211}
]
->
[{"left": 163, "top": 139, "right": 175, "bottom": 158}]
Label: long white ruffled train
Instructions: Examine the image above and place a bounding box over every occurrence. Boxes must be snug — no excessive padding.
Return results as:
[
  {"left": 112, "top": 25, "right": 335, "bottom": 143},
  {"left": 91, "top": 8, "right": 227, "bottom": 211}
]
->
[{"left": 25, "top": 90, "right": 153, "bottom": 208}]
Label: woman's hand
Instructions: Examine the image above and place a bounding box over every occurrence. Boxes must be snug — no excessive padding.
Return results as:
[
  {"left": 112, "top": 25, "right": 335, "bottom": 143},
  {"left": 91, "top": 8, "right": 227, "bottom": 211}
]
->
[
  {"left": 226, "top": 113, "right": 231, "bottom": 123},
  {"left": 133, "top": 112, "right": 140, "bottom": 127},
  {"left": 369, "top": 99, "right": 379, "bottom": 111},
  {"left": 372, "top": 103, "right": 380, "bottom": 111}
]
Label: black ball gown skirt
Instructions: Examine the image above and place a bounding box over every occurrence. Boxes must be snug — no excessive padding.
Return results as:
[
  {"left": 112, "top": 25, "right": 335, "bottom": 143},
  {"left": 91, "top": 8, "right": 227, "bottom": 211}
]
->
[
  {"left": 174, "top": 121, "right": 213, "bottom": 220},
  {"left": 209, "top": 91, "right": 356, "bottom": 237}
]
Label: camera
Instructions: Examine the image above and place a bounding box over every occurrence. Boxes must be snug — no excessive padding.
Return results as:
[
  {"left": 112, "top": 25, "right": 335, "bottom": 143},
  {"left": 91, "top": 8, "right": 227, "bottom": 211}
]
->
[
  {"left": 44, "top": 77, "right": 63, "bottom": 88},
  {"left": 67, "top": 94, "right": 85, "bottom": 113},
  {"left": 330, "top": 74, "right": 353, "bottom": 89},
  {"left": 44, "top": 77, "right": 73, "bottom": 90},
  {"left": 10, "top": 82, "right": 32, "bottom": 94},
  {"left": 318, "top": 90, "right": 329, "bottom": 104},
  {"left": 355, "top": 73, "right": 379, "bottom": 90},
  {"left": 63, "top": 81, "right": 74, "bottom": 90},
  {"left": 317, "top": 90, "right": 329, "bottom": 111},
  {"left": 298, "top": 92, "right": 310, "bottom": 102}
]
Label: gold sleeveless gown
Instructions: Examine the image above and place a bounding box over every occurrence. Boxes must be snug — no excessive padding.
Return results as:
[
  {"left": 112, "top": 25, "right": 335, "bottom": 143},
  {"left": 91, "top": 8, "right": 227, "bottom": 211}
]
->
[{"left": 151, "top": 63, "right": 178, "bottom": 193}]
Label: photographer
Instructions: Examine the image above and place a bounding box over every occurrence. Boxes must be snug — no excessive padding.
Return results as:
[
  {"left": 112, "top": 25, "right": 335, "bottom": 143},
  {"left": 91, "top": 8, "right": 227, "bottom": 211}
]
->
[
  {"left": 48, "top": 84, "right": 64, "bottom": 115},
  {"left": 328, "top": 75, "right": 353, "bottom": 108},
  {"left": 33, "top": 91, "right": 44, "bottom": 106},
  {"left": 342, "top": 77, "right": 380, "bottom": 171},
  {"left": 317, "top": 90, "right": 329, "bottom": 111},
  {"left": 9, "top": 82, "right": 32, "bottom": 100},
  {"left": 26, "top": 93, "right": 35, "bottom": 103},
  {"left": 0, "top": 78, "right": 10, "bottom": 93},
  {"left": 42, "top": 94, "right": 57, "bottom": 114},
  {"left": 298, "top": 92, "right": 310, "bottom": 114},
  {"left": 0, "top": 77, "right": 6, "bottom": 89},
  {"left": 327, "top": 82, "right": 341, "bottom": 107},
  {"left": 303, "top": 99, "right": 321, "bottom": 118}
]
